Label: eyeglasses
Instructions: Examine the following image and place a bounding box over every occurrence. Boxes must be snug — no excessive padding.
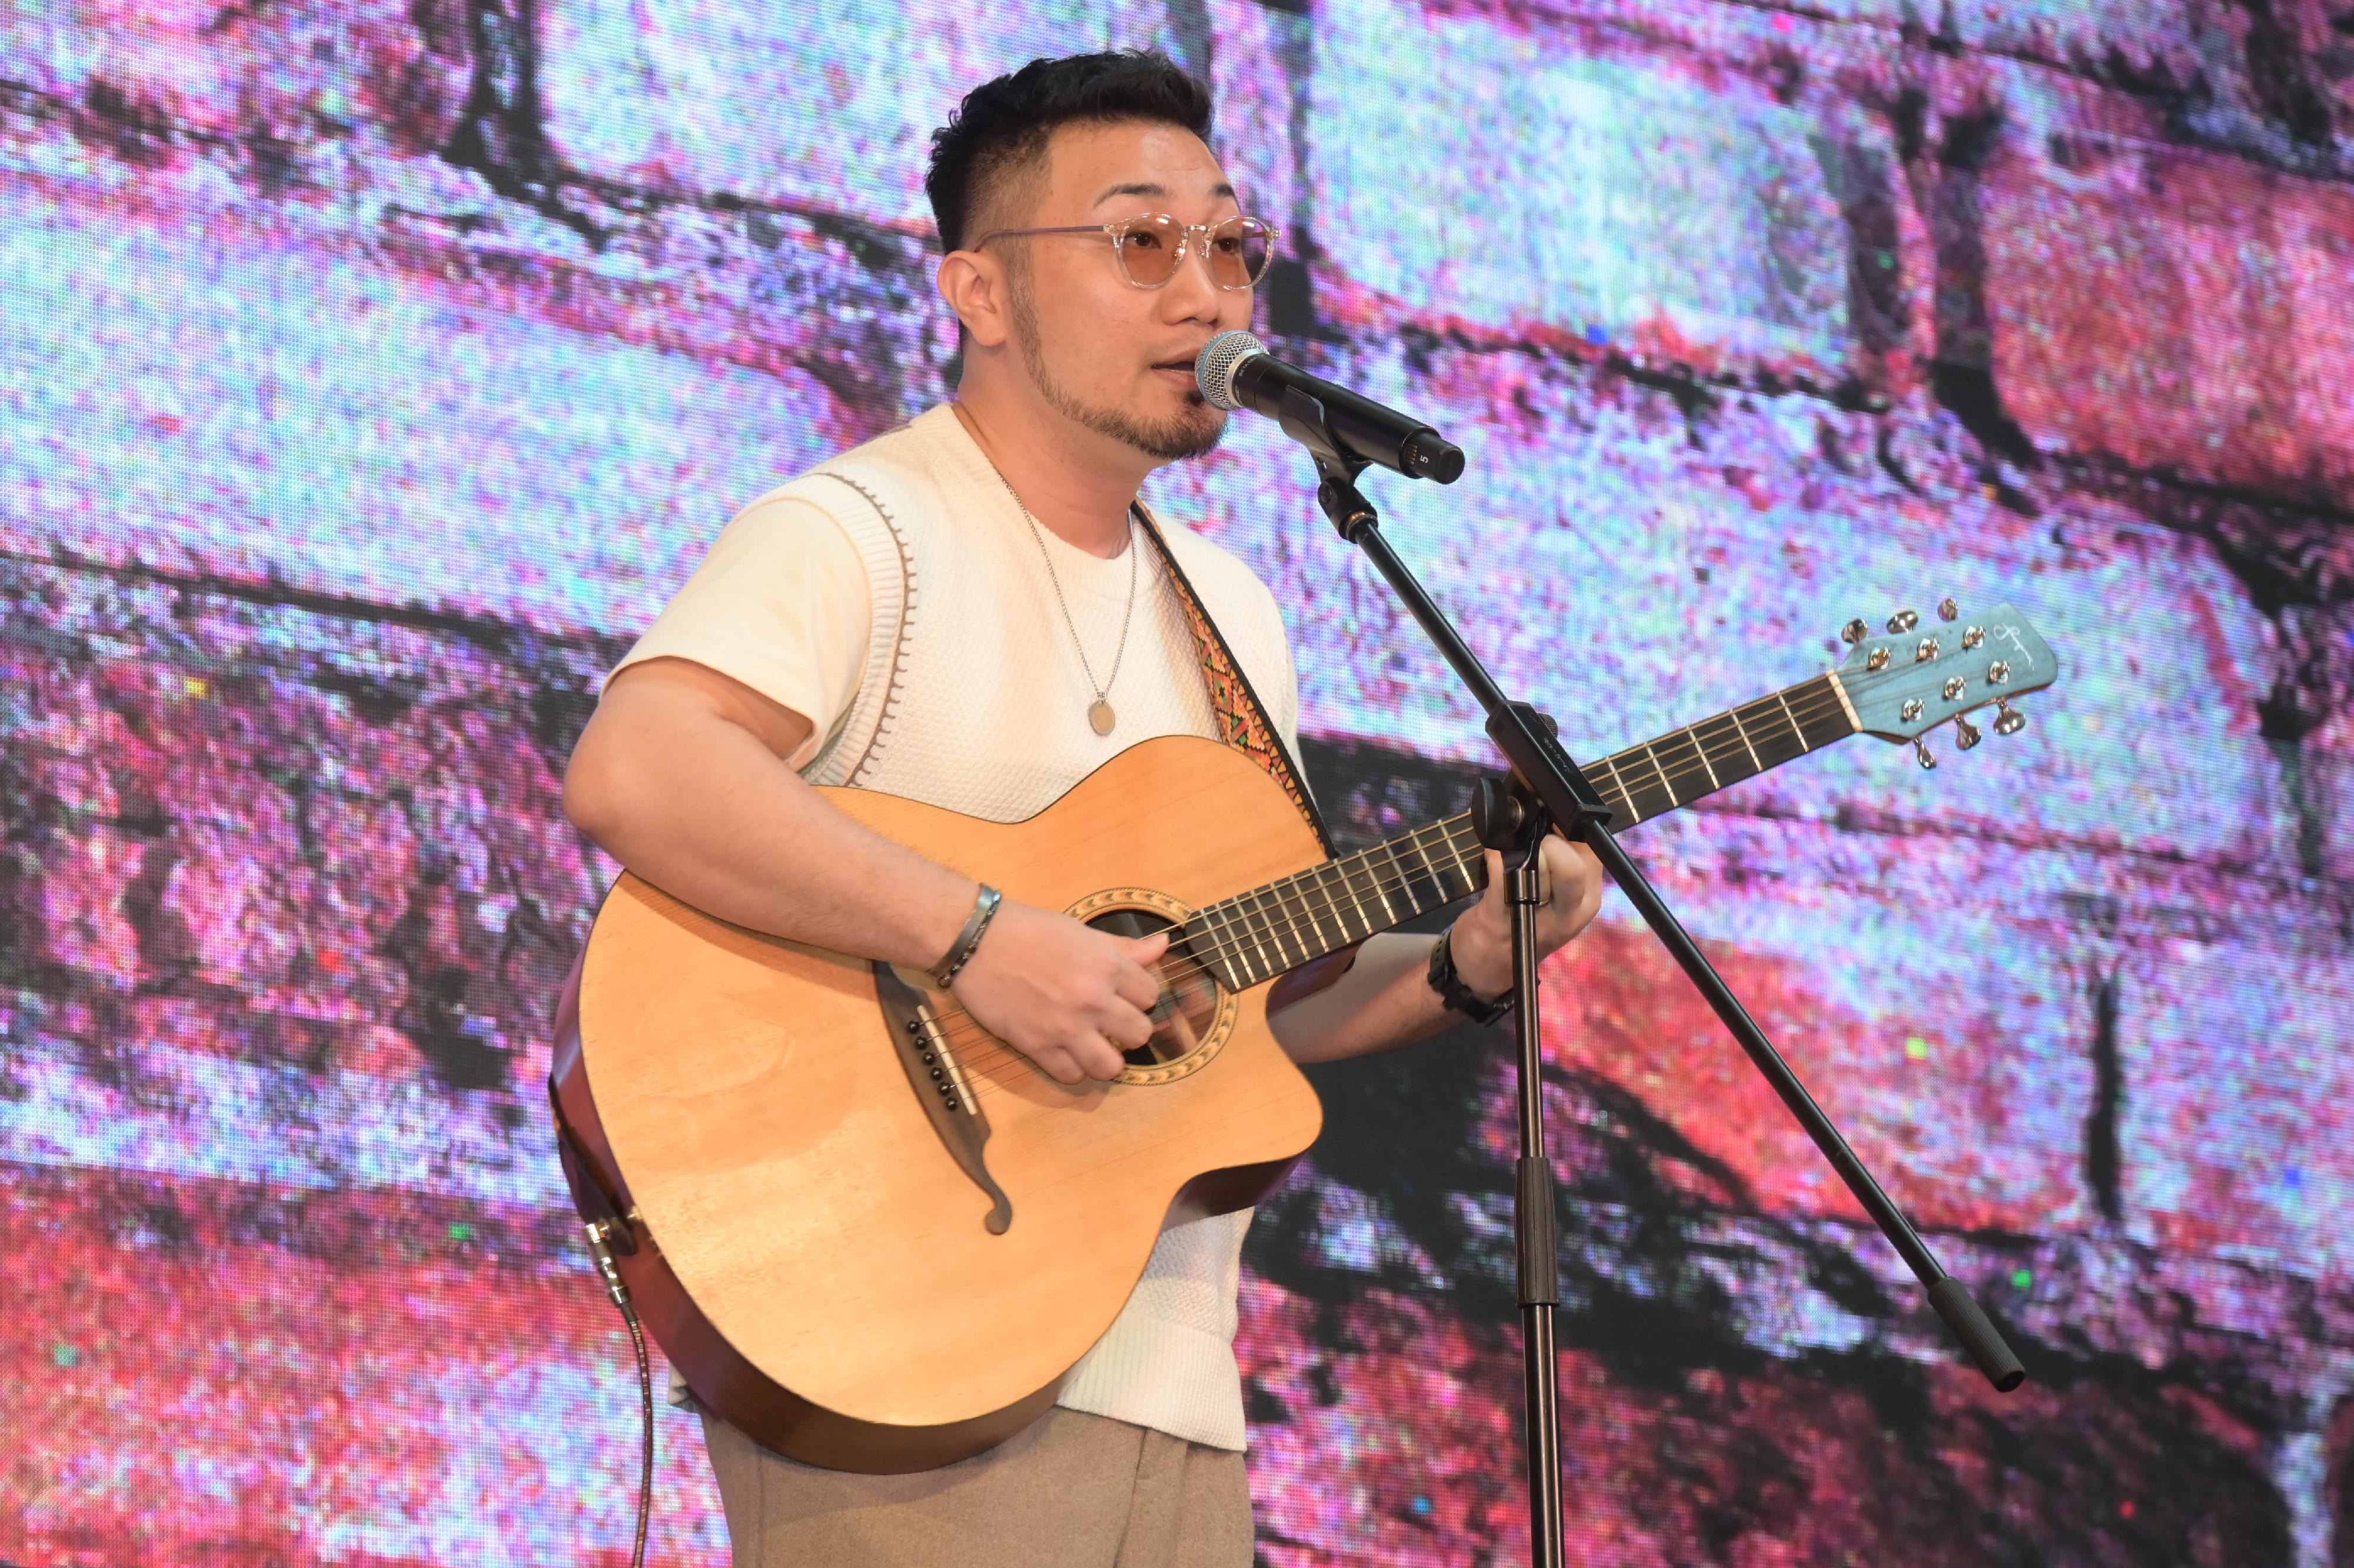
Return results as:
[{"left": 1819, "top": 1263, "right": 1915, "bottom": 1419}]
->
[{"left": 970, "top": 213, "right": 1279, "bottom": 291}]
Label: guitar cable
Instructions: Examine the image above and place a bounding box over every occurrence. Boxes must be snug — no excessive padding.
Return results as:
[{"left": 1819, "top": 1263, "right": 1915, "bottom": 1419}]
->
[{"left": 584, "top": 1219, "right": 654, "bottom": 1568}]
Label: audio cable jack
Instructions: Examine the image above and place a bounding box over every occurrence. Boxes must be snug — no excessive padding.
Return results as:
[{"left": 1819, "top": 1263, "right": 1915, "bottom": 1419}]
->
[{"left": 585, "top": 1218, "right": 654, "bottom": 1568}]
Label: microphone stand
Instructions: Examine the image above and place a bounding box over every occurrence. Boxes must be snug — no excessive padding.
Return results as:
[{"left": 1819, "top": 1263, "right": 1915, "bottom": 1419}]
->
[{"left": 1265, "top": 387, "right": 2024, "bottom": 1568}]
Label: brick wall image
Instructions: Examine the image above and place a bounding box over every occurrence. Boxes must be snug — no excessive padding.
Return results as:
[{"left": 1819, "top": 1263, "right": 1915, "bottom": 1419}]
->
[{"left": 2, "top": 0, "right": 2350, "bottom": 1563}]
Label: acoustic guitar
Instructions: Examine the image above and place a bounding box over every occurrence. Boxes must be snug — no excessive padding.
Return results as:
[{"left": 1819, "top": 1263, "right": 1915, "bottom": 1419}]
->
[{"left": 550, "top": 602, "right": 2056, "bottom": 1472}]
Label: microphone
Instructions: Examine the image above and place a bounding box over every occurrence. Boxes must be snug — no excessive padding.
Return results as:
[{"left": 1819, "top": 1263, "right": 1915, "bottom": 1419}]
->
[{"left": 1193, "top": 331, "right": 1466, "bottom": 484}]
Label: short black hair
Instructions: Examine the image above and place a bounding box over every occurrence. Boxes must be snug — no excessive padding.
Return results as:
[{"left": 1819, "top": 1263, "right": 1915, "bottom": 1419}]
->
[{"left": 926, "top": 51, "right": 1214, "bottom": 253}]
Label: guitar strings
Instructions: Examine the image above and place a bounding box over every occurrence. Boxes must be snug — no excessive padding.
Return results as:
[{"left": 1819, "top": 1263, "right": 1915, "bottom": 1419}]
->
[
  {"left": 919, "top": 820, "right": 1495, "bottom": 1090},
  {"left": 913, "top": 664, "right": 1945, "bottom": 1090},
  {"left": 920, "top": 678, "right": 1866, "bottom": 1084},
  {"left": 954, "top": 674, "right": 1857, "bottom": 1011}
]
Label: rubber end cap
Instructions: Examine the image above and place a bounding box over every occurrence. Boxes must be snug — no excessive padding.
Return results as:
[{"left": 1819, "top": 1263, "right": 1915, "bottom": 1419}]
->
[
  {"left": 1404, "top": 429, "right": 1467, "bottom": 484},
  {"left": 1927, "top": 1276, "right": 2027, "bottom": 1392}
]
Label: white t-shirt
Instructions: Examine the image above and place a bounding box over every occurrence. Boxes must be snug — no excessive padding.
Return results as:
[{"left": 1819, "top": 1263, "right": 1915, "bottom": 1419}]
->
[{"left": 607, "top": 404, "right": 1306, "bottom": 1451}]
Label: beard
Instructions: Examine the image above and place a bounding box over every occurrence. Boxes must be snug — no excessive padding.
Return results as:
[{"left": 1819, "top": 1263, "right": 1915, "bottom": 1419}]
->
[{"left": 1008, "top": 277, "right": 1226, "bottom": 463}]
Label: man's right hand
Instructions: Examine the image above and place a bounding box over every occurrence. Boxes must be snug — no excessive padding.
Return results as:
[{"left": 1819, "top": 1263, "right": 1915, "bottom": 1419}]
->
[{"left": 949, "top": 900, "right": 1170, "bottom": 1085}]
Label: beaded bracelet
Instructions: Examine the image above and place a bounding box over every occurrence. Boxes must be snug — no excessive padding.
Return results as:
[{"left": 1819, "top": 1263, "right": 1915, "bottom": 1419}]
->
[{"left": 929, "top": 884, "right": 1003, "bottom": 988}]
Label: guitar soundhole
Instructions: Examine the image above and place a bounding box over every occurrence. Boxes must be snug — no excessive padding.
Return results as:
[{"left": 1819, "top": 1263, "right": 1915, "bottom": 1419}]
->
[{"left": 1085, "top": 908, "right": 1225, "bottom": 1070}]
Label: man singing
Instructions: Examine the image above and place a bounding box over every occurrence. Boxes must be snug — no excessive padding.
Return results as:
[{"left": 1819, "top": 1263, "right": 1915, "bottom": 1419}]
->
[{"left": 563, "top": 48, "right": 1603, "bottom": 1568}]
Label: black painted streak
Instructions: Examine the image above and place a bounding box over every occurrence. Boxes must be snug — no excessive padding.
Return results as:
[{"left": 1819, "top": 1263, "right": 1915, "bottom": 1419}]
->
[{"left": 2087, "top": 968, "right": 2124, "bottom": 1224}]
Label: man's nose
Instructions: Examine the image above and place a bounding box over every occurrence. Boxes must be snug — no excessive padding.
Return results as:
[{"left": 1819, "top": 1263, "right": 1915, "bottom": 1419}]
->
[{"left": 1161, "top": 236, "right": 1224, "bottom": 319}]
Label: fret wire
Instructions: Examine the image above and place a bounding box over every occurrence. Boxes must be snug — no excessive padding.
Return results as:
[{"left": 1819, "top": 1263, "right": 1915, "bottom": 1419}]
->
[
  {"left": 1211, "top": 872, "right": 1317, "bottom": 984},
  {"left": 1362, "top": 843, "right": 1402, "bottom": 925},
  {"left": 1735, "top": 694, "right": 1800, "bottom": 764},
  {"left": 1588, "top": 755, "right": 1640, "bottom": 823},
  {"left": 1262, "top": 880, "right": 1299, "bottom": 965},
  {"left": 1238, "top": 885, "right": 1281, "bottom": 982},
  {"left": 1282, "top": 865, "right": 1342, "bottom": 960},
  {"left": 1654, "top": 731, "right": 1698, "bottom": 807},
  {"left": 1421, "top": 815, "right": 1477, "bottom": 903},
  {"left": 1406, "top": 825, "right": 1448, "bottom": 911},
  {"left": 1445, "top": 819, "right": 1481, "bottom": 898},
  {"left": 1378, "top": 834, "right": 1421, "bottom": 918},
  {"left": 1724, "top": 704, "right": 1764, "bottom": 771},
  {"left": 1339, "top": 850, "right": 1385, "bottom": 934},
  {"left": 1771, "top": 687, "right": 1812, "bottom": 753},
  {"left": 1355, "top": 850, "right": 1393, "bottom": 933},
  {"left": 1327, "top": 856, "right": 1369, "bottom": 944},
  {"left": 1303, "top": 857, "right": 1345, "bottom": 946},
  {"left": 1214, "top": 905, "right": 1257, "bottom": 989},
  {"left": 1331, "top": 856, "right": 1376, "bottom": 943},
  {"left": 1207, "top": 900, "right": 1254, "bottom": 987},
  {"left": 1644, "top": 742, "right": 1674, "bottom": 803},
  {"left": 1375, "top": 835, "right": 1418, "bottom": 920},
  {"left": 1187, "top": 905, "right": 1244, "bottom": 990},
  {"left": 1378, "top": 836, "right": 1421, "bottom": 921},
  {"left": 1667, "top": 727, "right": 1710, "bottom": 795},
  {"left": 1298, "top": 861, "right": 1340, "bottom": 949},
  {"left": 1271, "top": 868, "right": 1317, "bottom": 958},
  {"left": 1267, "top": 878, "right": 1311, "bottom": 967},
  {"left": 1684, "top": 720, "right": 1722, "bottom": 790}
]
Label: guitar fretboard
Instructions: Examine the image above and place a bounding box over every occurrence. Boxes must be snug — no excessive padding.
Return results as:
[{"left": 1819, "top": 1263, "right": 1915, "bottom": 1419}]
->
[{"left": 1174, "top": 673, "right": 1856, "bottom": 990}]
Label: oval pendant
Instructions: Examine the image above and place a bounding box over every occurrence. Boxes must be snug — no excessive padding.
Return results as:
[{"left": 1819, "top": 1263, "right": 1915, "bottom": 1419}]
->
[{"left": 1088, "top": 698, "right": 1116, "bottom": 736}]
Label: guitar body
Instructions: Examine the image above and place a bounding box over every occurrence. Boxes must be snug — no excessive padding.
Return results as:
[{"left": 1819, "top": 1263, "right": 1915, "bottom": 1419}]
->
[
  {"left": 550, "top": 735, "right": 1329, "bottom": 1473},
  {"left": 546, "top": 598, "right": 2060, "bottom": 1474}
]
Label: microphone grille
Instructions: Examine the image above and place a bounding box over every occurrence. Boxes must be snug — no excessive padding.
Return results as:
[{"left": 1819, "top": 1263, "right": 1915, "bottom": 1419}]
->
[{"left": 1193, "top": 331, "right": 1266, "bottom": 412}]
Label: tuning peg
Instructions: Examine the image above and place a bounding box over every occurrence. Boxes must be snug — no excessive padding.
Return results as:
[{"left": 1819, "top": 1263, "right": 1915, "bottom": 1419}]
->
[
  {"left": 1913, "top": 737, "right": 1937, "bottom": 770},
  {"left": 1938, "top": 597, "right": 1959, "bottom": 621},
  {"left": 1954, "top": 713, "right": 1982, "bottom": 750},
  {"left": 1841, "top": 618, "right": 1870, "bottom": 645},
  {"left": 1888, "top": 609, "right": 1920, "bottom": 634},
  {"left": 1993, "top": 700, "right": 2026, "bottom": 736}
]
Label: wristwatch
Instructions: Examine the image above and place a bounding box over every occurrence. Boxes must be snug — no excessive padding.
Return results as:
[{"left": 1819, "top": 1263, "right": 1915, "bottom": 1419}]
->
[{"left": 1427, "top": 925, "right": 1513, "bottom": 1025}]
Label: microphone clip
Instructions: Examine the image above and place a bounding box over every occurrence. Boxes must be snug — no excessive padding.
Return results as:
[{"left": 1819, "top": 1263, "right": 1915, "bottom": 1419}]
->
[{"left": 1274, "top": 385, "right": 1381, "bottom": 542}]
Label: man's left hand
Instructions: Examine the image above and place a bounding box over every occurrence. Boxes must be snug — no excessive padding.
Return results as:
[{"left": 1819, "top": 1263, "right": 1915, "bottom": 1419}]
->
[{"left": 1445, "top": 833, "right": 1606, "bottom": 999}]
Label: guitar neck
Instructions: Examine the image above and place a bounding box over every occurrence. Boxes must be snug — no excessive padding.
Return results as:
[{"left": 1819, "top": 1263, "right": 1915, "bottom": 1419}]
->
[{"left": 1178, "top": 671, "right": 1859, "bottom": 990}]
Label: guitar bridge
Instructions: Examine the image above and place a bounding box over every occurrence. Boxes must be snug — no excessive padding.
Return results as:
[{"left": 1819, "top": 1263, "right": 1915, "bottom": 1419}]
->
[{"left": 872, "top": 963, "right": 1013, "bottom": 1235}]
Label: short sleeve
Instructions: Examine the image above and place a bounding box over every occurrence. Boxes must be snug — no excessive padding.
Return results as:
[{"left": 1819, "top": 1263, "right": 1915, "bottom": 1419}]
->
[{"left": 607, "top": 496, "right": 872, "bottom": 771}]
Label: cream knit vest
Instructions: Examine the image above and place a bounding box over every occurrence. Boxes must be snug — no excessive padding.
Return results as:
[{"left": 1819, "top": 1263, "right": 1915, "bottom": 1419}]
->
[{"left": 772, "top": 405, "right": 1302, "bottom": 1452}]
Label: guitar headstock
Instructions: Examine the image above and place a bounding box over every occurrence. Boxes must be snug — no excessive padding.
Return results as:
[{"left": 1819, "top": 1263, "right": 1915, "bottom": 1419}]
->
[{"left": 1834, "top": 599, "right": 2057, "bottom": 768}]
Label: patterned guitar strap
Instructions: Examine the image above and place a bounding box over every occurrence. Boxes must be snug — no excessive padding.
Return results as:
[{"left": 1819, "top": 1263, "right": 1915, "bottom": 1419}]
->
[{"left": 1131, "top": 502, "right": 1335, "bottom": 860}]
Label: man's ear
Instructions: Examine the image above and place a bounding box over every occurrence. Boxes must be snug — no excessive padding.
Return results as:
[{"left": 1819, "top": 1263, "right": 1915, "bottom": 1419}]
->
[{"left": 936, "top": 250, "right": 1013, "bottom": 350}]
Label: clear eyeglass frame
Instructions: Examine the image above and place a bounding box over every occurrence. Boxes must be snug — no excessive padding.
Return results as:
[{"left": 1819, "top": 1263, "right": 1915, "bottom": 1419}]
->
[{"left": 968, "top": 213, "right": 1279, "bottom": 292}]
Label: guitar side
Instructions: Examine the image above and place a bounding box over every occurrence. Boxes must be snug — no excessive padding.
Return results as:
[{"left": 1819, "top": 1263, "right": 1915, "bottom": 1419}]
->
[{"left": 554, "top": 735, "right": 1329, "bottom": 1472}]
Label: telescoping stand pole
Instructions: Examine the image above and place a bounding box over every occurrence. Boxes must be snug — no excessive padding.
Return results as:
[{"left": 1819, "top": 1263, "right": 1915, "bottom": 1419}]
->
[{"left": 1265, "top": 386, "right": 2024, "bottom": 1568}]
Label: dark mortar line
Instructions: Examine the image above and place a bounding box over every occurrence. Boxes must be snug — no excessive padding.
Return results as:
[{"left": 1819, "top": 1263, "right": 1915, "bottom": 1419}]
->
[
  {"left": 2054, "top": 452, "right": 2354, "bottom": 535},
  {"left": 0, "top": 545, "right": 629, "bottom": 665}
]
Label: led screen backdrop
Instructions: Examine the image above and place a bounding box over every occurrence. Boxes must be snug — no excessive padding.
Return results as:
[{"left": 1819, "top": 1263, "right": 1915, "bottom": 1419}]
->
[{"left": 3, "top": 0, "right": 2352, "bottom": 1563}]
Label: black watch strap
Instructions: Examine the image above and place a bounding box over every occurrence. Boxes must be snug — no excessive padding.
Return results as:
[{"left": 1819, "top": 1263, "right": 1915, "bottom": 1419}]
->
[{"left": 1428, "top": 926, "right": 1512, "bottom": 1025}]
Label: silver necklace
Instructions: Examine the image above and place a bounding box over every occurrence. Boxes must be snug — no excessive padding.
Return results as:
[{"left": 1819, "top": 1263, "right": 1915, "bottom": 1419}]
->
[{"left": 1002, "top": 482, "right": 1141, "bottom": 736}]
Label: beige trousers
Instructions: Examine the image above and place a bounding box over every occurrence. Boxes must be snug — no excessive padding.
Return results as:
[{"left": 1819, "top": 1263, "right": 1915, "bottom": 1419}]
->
[{"left": 697, "top": 1407, "right": 1255, "bottom": 1567}]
